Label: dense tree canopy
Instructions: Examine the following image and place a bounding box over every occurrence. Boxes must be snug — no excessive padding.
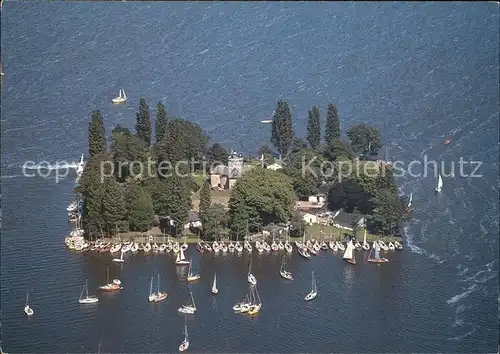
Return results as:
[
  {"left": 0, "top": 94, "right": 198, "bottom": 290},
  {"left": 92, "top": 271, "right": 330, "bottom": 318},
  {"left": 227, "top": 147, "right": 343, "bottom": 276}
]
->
[
  {"left": 155, "top": 102, "right": 168, "bottom": 145},
  {"left": 271, "top": 100, "right": 293, "bottom": 157},
  {"left": 201, "top": 203, "right": 227, "bottom": 241},
  {"left": 346, "top": 124, "right": 382, "bottom": 155},
  {"left": 282, "top": 148, "right": 326, "bottom": 199},
  {"left": 325, "top": 104, "right": 340, "bottom": 145},
  {"left": 229, "top": 168, "right": 296, "bottom": 238},
  {"left": 306, "top": 106, "right": 321, "bottom": 149},
  {"left": 88, "top": 110, "right": 106, "bottom": 158},
  {"left": 136, "top": 98, "right": 152, "bottom": 146}
]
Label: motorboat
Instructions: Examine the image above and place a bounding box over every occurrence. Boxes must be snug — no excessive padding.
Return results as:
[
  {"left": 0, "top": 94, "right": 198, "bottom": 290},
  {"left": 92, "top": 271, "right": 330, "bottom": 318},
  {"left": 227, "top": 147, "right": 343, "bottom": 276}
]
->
[{"left": 109, "top": 243, "right": 122, "bottom": 254}]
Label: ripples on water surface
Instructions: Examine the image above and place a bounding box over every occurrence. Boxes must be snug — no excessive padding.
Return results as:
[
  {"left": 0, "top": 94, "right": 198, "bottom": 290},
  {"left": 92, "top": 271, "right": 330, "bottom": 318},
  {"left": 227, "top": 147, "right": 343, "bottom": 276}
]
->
[{"left": 1, "top": 1, "right": 498, "bottom": 352}]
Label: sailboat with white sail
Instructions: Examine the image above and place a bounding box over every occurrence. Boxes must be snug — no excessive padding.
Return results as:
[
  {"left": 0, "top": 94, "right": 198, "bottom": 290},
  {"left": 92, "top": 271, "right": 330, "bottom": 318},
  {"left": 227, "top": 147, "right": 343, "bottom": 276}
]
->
[
  {"left": 178, "top": 291, "right": 196, "bottom": 314},
  {"left": 247, "top": 285, "right": 262, "bottom": 315},
  {"left": 435, "top": 172, "right": 443, "bottom": 193},
  {"left": 279, "top": 256, "right": 293, "bottom": 280},
  {"left": 175, "top": 247, "right": 191, "bottom": 265},
  {"left": 247, "top": 257, "right": 257, "bottom": 285},
  {"left": 304, "top": 271, "right": 317, "bottom": 301},
  {"left": 24, "top": 290, "right": 34, "bottom": 316},
  {"left": 76, "top": 154, "right": 85, "bottom": 176},
  {"left": 149, "top": 274, "right": 168, "bottom": 302},
  {"left": 112, "top": 89, "right": 127, "bottom": 104},
  {"left": 407, "top": 192, "right": 413, "bottom": 211},
  {"left": 178, "top": 320, "right": 189, "bottom": 352},
  {"left": 79, "top": 280, "right": 99, "bottom": 304},
  {"left": 368, "top": 241, "right": 389, "bottom": 263},
  {"left": 186, "top": 260, "right": 200, "bottom": 281},
  {"left": 342, "top": 239, "right": 356, "bottom": 265},
  {"left": 362, "top": 229, "right": 370, "bottom": 250},
  {"left": 211, "top": 272, "right": 218, "bottom": 294}
]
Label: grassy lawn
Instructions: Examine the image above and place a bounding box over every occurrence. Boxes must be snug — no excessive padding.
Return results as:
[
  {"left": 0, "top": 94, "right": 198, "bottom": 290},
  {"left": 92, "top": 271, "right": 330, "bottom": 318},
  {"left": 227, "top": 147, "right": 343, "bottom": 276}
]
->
[{"left": 302, "top": 224, "right": 399, "bottom": 242}]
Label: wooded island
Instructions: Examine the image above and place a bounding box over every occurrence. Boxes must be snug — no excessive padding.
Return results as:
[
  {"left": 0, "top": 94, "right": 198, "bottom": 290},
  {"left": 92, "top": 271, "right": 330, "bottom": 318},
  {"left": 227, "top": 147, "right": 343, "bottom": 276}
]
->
[{"left": 76, "top": 98, "right": 410, "bottom": 241}]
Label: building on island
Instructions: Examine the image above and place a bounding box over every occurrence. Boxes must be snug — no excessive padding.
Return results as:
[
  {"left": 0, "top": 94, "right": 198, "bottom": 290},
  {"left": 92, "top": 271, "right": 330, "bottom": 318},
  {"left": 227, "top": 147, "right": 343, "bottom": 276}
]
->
[{"left": 209, "top": 151, "right": 254, "bottom": 190}]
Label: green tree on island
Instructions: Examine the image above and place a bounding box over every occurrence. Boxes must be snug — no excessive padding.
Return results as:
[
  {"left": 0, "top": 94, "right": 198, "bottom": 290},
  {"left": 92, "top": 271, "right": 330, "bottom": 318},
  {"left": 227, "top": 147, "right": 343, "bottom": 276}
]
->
[
  {"left": 110, "top": 125, "right": 149, "bottom": 182},
  {"left": 155, "top": 102, "right": 168, "bottom": 144},
  {"left": 346, "top": 124, "right": 382, "bottom": 155},
  {"left": 155, "top": 175, "right": 191, "bottom": 235},
  {"left": 102, "top": 175, "right": 127, "bottom": 234},
  {"left": 88, "top": 110, "right": 107, "bottom": 158},
  {"left": 325, "top": 103, "right": 340, "bottom": 145},
  {"left": 283, "top": 148, "right": 326, "bottom": 199},
  {"left": 306, "top": 105, "right": 321, "bottom": 149},
  {"left": 135, "top": 98, "right": 152, "bottom": 147},
  {"left": 126, "top": 182, "right": 154, "bottom": 232},
  {"left": 228, "top": 168, "right": 296, "bottom": 238},
  {"left": 201, "top": 203, "right": 227, "bottom": 241},
  {"left": 271, "top": 100, "right": 293, "bottom": 157},
  {"left": 199, "top": 180, "right": 211, "bottom": 215},
  {"left": 207, "top": 143, "right": 229, "bottom": 165}
]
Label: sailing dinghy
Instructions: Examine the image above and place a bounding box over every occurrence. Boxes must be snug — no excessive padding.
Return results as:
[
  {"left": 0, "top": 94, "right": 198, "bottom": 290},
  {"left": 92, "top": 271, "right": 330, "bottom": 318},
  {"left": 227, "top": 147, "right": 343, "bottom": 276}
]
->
[
  {"left": 178, "top": 320, "right": 189, "bottom": 352},
  {"left": 435, "top": 172, "right": 443, "bottom": 193},
  {"left": 342, "top": 240, "right": 356, "bottom": 265},
  {"left": 362, "top": 229, "right": 370, "bottom": 251},
  {"left": 112, "top": 89, "right": 127, "bottom": 104},
  {"left": 211, "top": 272, "right": 219, "bottom": 294},
  {"left": 186, "top": 260, "right": 200, "bottom": 281},
  {"left": 178, "top": 291, "right": 196, "bottom": 314},
  {"left": 175, "top": 247, "right": 191, "bottom": 265},
  {"left": 304, "top": 271, "right": 317, "bottom": 301},
  {"left": 247, "top": 257, "right": 257, "bottom": 285},
  {"left": 368, "top": 241, "right": 389, "bottom": 263},
  {"left": 112, "top": 250, "right": 125, "bottom": 263},
  {"left": 24, "top": 290, "right": 34, "bottom": 316}
]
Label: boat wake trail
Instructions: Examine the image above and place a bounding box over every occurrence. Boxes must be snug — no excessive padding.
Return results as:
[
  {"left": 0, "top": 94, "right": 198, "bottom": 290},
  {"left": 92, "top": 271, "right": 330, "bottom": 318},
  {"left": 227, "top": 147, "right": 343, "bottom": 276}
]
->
[
  {"left": 22, "top": 162, "right": 78, "bottom": 170},
  {"left": 403, "top": 225, "right": 442, "bottom": 262}
]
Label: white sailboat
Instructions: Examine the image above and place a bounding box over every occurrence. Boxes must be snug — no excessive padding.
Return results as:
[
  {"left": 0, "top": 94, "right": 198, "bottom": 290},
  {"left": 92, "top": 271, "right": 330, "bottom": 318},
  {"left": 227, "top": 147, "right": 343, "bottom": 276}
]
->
[
  {"left": 24, "top": 290, "right": 34, "bottom": 316},
  {"left": 211, "top": 272, "right": 218, "bottom": 294},
  {"left": 79, "top": 279, "right": 99, "bottom": 304},
  {"left": 407, "top": 192, "right": 413, "bottom": 209},
  {"left": 150, "top": 273, "right": 168, "bottom": 302},
  {"left": 362, "top": 229, "right": 370, "bottom": 251},
  {"left": 186, "top": 260, "right": 200, "bottom": 281},
  {"left": 343, "top": 240, "right": 356, "bottom": 265},
  {"left": 247, "top": 285, "right": 262, "bottom": 315},
  {"left": 112, "top": 250, "right": 125, "bottom": 263},
  {"left": 279, "top": 256, "right": 293, "bottom": 280},
  {"left": 175, "top": 247, "right": 191, "bottom": 265},
  {"left": 76, "top": 154, "right": 85, "bottom": 176},
  {"left": 178, "top": 291, "right": 196, "bottom": 314},
  {"left": 178, "top": 321, "right": 189, "bottom": 352},
  {"left": 148, "top": 277, "right": 156, "bottom": 302},
  {"left": 112, "top": 89, "right": 127, "bottom": 104},
  {"left": 368, "top": 241, "right": 389, "bottom": 263},
  {"left": 435, "top": 172, "right": 443, "bottom": 193},
  {"left": 247, "top": 257, "right": 257, "bottom": 285},
  {"left": 304, "top": 271, "right": 317, "bottom": 301}
]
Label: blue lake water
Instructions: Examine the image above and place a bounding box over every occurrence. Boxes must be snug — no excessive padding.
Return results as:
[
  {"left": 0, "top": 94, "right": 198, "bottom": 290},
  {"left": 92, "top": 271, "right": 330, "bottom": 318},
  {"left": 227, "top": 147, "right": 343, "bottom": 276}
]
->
[{"left": 1, "top": 2, "right": 498, "bottom": 352}]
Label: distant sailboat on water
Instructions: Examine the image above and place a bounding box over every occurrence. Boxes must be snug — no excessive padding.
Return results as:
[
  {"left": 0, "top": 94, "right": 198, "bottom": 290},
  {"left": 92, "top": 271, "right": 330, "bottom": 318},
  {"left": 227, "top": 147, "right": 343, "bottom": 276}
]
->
[
  {"left": 435, "top": 172, "right": 443, "bottom": 193},
  {"left": 112, "top": 89, "right": 127, "bottom": 104}
]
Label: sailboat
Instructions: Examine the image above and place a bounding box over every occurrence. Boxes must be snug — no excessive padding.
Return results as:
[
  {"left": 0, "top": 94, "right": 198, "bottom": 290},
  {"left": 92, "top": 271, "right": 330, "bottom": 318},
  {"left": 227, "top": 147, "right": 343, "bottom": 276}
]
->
[
  {"left": 24, "top": 290, "right": 34, "bottom": 316},
  {"left": 178, "top": 291, "right": 196, "bottom": 314},
  {"left": 112, "top": 250, "right": 125, "bottom": 263},
  {"left": 154, "top": 273, "right": 168, "bottom": 302},
  {"left": 79, "top": 280, "right": 99, "bottom": 304},
  {"left": 178, "top": 320, "right": 189, "bottom": 352},
  {"left": 368, "top": 241, "right": 389, "bottom": 263},
  {"left": 211, "top": 272, "right": 218, "bottom": 294},
  {"left": 148, "top": 277, "right": 156, "bottom": 302},
  {"left": 186, "top": 260, "right": 200, "bottom": 281},
  {"left": 112, "top": 89, "right": 127, "bottom": 104},
  {"left": 76, "top": 154, "right": 85, "bottom": 176},
  {"left": 175, "top": 247, "right": 191, "bottom": 265},
  {"left": 304, "top": 271, "right": 317, "bottom": 301},
  {"left": 247, "top": 285, "right": 262, "bottom": 315},
  {"left": 181, "top": 236, "right": 188, "bottom": 251},
  {"left": 407, "top": 192, "right": 413, "bottom": 210},
  {"left": 247, "top": 257, "right": 257, "bottom": 285},
  {"left": 279, "top": 256, "right": 293, "bottom": 280},
  {"left": 362, "top": 229, "right": 370, "bottom": 251},
  {"left": 435, "top": 172, "right": 443, "bottom": 193},
  {"left": 99, "top": 267, "right": 122, "bottom": 291},
  {"left": 342, "top": 239, "right": 356, "bottom": 265}
]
